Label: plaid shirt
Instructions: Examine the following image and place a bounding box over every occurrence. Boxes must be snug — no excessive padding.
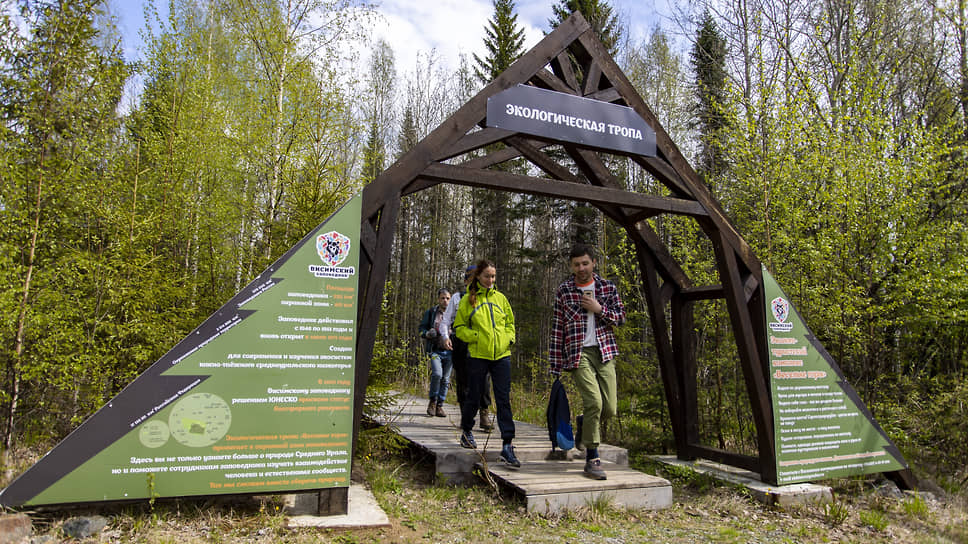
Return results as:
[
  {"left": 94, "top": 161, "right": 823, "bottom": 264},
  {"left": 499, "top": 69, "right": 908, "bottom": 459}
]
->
[{"left": 549, "top": 274, "right": 626, "bottom": 375}]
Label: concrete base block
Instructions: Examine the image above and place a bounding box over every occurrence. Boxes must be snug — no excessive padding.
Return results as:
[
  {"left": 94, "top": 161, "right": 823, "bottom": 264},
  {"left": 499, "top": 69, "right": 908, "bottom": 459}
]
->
[
  {"left": 653, "top": 455, "right": 833, "bottom": 507},
  {"left": 285, "top": 484, "right": 389, "bottom": 529}
]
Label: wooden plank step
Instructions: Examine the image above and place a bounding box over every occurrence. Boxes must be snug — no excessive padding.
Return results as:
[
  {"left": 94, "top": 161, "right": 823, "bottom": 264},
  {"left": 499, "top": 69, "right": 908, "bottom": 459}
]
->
[
  {"left": 483, "top": 459, "right": 672, "bottom": 514},
  {"left": 376, "top": 394, "right": 672, "bottom": 513}
]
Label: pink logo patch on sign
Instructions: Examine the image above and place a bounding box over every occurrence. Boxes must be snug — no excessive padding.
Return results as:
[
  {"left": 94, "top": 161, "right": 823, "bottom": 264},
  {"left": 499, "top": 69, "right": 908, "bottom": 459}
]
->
[
  {"left": 771, "top": 297, "right": 789, "bottom": 323},
  {"left": 316, "top": 231, "right": 351, "bottom": 267}
]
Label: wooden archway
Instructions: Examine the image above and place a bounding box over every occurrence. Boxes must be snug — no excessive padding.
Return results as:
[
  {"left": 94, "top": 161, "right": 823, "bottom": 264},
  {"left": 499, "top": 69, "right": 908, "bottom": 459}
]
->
[{"left": 351, "top": 12, "right": 915, "bottom": 489}]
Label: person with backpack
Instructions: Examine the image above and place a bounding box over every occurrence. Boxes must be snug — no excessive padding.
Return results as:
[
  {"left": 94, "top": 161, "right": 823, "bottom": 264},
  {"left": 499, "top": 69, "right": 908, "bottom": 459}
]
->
[
  {"left": 419, "top": 288, "right": 453, "bottom": 417},
  {"left": 453, "top": 259, "right": 520, "bottom": 468},
  {"left": 549, "top": 244, "right": 626, "bottom": 480}
]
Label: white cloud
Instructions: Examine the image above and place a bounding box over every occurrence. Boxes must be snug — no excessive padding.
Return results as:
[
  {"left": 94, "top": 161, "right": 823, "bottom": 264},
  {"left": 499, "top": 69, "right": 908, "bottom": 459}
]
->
[{"left": 367, "top": 0, "right": 545, "bottom": 72}]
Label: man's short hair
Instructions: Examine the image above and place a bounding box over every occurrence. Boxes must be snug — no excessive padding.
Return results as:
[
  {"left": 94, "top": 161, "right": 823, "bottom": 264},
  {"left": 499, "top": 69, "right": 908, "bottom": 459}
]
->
[
  {"left": 437, "top": 288, "right": 451, "bottom": 296},
  {"left": 568, "top": 244, "right": 597, "bottom": 262}
]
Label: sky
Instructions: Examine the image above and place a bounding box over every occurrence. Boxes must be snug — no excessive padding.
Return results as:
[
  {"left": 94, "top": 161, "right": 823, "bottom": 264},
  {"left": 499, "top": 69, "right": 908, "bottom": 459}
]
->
[{"left": 112, "top": 0, "right": 682, "bottom": 71}]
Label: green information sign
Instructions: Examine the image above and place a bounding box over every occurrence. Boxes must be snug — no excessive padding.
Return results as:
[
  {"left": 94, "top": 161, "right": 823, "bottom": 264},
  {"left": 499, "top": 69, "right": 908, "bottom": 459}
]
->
[
  {"left": 762, "top": 266, "right": 907, "bottom": 485},
  {"left": 0, "top": 194, "right": 363, "bottom": 507}
]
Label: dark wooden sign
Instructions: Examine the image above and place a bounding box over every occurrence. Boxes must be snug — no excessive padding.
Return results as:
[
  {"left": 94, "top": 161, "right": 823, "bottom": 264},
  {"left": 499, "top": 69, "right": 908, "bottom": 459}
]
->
[{"left": 486, "top": 84, "right": 656, "bottom": 156}]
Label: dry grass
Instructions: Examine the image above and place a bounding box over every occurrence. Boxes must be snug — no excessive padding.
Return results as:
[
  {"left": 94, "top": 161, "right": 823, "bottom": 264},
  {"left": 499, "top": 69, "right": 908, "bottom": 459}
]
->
[
  {"left": 4, "top": 378, "right": 967, "bottom": 543},
  {"left": 5, "top": 441, "right": 966, "bottom": 543}
]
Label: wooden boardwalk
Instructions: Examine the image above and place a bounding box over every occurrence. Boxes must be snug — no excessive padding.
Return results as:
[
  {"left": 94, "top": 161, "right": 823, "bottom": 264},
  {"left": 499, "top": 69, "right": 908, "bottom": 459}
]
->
[{"left": 376, "top": 394, "right": 672, "bottom": 514}]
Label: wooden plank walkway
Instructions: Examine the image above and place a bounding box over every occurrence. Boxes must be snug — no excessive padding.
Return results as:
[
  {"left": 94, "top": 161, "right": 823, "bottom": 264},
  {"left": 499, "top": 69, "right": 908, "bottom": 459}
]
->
[{"left": 375, "top": 394, "right": 672, "bottom": 514}]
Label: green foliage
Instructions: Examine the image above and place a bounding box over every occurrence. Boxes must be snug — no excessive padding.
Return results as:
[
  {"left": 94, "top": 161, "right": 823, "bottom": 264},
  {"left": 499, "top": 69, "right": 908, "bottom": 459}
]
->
[
  {"left": 3, "top": 0, "right": 968, "bottom": 506},
  {"left": 716, "top": 2, "right": 968, "bottom": 405},
  {"left": 691, "top": 10, "right": 730, "bottom": 180},
  {"left": 869, "top": 375, "right": 968, "bottom": 487},
  {"left": 820, "top": 496, "right": 850, "bottom": 526},
  {"left": 146, "top": 472, "right": 160, "bottom": 509},
  {"left": 859, "top": 508, "right": 889, "bottom": 531},
  {"left": 0, "top": 0, "right": 368, "bottom": 451},
  {"left": 473, "top": 0, "right": 526, "bottom": 84},
  {"left": 549, "top": 0, "right": 622, "bottom": 55},
  {"left": 902, "top": 493, "right": 931, "bottom": 520}
]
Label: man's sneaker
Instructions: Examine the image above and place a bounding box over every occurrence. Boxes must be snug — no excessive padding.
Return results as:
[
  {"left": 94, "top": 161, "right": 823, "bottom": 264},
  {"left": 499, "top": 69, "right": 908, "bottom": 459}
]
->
[
  {"left": 426, "top": 400, "right": 435, "bottom": 417},
  {"left": 500, "top": 444, "right": 521, "bottom": 468},
  {"left": 435, "top": 403, "right": 446, "bottom": 417},
  {"left": 584, "top": 457, "right": 607, "bottom": 480},
  {"left": 479, "top": 408, "right": 494, "bottom": 432},
  {"left": 575, "top": 415, "right": 584, "bottom": 451},
  {"left": 459, "top": 430, "right": 477, "bottom": 449}
]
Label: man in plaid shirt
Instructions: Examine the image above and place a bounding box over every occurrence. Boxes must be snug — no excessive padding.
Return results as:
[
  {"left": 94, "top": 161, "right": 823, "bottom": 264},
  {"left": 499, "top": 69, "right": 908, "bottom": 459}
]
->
[{"left": 549, "top": 244, "right": 626, "bottom": 480}]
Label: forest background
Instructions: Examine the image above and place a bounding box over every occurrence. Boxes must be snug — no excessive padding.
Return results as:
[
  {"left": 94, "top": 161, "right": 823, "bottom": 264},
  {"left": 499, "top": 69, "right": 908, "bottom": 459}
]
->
[{"left": 1, "top": 0, "right": 967, "bottom": 495}]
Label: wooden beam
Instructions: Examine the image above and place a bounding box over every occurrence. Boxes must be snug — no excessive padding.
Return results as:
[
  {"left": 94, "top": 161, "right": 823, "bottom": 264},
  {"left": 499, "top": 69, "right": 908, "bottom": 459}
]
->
[
  {"left": 681, "top": 285, "right": 724, "bottom": 301},
  {"left": 552, "top": 51, "right": 580, "bottom": 92},
  {"left": 352, "top": 194, "right": 400, "bottom": 469},
  {"left": 531, "top": 68, "right": 577, "bottom": 95},
  {"left": 631, "top": 222, "right": 692, "bottom": 290},
  {"left": 577, "top": 31, "right": 761, "bottom": 275},
  {"left": 363, "top": 13, "right": 591, "bottom": 219},
  {"left": 886, "top": 469, "right": 919, "bottom": 491},
  {"left": 457, "top": 145, "right": 526, "bottom": 171},
  {"left": 684, "top": 444, "right": 761, "bottom": 473},
  {"left": 630, "top": 155, "right": 693, "bottom": 200},
  {"left": 623, "top": 208, "right": 662, "bottom": 223},
  {"left": 744, "top": 273, "right": 760, "bottom": 302},
  {"left": 359, "top": 218, "right": 378, "bottom": 263},
  {"left": 506, "top": 137, "right": 580, "bottom": 183},
  {"left": 434, "top": 127, "right": 515, "bottom": 162},
  {"left": 637, "top": 246, "right": 687, "bottom": 454},
  {"left": 672, "top": 292, "right": 700, "bottom": 448},
  {"left": 583, "top": 87, "right": 622, "bottom": 104},
  {"left": 417, "top": 162, "right": 708, "bottom": 217},
  {"left": 710, "top": 230, "right": 776, "bottom": 483},
  {"left": 564, "top": 145, "right": 622, "bottom": 191},
  {"left": 583, "top": 61, "right": 603, "bottom": 96}
]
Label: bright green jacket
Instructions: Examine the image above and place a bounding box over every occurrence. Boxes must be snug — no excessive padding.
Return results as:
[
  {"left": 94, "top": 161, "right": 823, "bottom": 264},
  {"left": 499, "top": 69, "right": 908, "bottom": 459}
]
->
[{"left": 453, "top": 286, "right": 515, "bottom": 361}]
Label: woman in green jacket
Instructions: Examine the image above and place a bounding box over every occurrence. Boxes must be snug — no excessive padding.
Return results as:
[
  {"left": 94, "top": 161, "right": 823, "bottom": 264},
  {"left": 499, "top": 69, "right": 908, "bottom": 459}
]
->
[{"left": 453, "top": 259, "right": 520, "bottom": 467}]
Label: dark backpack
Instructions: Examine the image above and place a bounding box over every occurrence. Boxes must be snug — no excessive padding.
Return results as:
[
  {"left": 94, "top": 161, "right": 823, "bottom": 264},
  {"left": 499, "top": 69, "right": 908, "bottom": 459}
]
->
[{"left": 546, "top": 377, "right": 575, "bottom": 451}]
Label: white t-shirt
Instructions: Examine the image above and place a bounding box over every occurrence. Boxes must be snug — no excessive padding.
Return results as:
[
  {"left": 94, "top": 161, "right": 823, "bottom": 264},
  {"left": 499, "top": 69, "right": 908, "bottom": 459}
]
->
[{"left": 578, "top": 280, "right": 598, "bottom": 347}]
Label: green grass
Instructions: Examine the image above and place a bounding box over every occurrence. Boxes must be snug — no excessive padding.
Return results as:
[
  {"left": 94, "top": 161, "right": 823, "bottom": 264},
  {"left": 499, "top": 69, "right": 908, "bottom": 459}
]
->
[
  {"left": 902, "top": 492, "right": 931, "bottom": 520},
  {"left": 8, "top": 381, "right": 968, "bottom": 543},
  {"left": 859, "top": 508, "right": 889, "bottom": 531}
]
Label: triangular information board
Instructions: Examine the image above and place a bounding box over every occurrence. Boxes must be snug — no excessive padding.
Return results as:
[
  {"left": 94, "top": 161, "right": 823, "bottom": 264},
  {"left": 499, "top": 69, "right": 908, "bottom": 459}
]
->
[
  {"left": 762, "top": 266, "right": 907, "bottom": 485},
  {"left": 0, "top": 194, "right": 363, "bottom": 507}
]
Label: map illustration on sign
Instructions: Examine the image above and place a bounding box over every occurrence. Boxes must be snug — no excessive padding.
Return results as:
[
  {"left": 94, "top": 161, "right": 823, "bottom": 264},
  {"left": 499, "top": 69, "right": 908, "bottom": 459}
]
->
[
  {"left": 0, "top": 194, "right": 363, "bottom": 507},
  {"left": 761, "top": 266, "right": 907, "bottom": 485},
  {"left": 167, "top": 393, "right": 232, "bottom": 448}
]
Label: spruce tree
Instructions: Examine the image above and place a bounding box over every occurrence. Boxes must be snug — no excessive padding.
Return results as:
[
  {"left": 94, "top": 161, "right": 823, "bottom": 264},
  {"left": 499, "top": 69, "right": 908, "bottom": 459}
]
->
[
  {"left": 473, "top": 0, "right": 526, "bottom": 83},
  {"left": 549, "top": 0, "right": 622, "bottom": 56},
  {"left": 690, "top": 11, "right": 729, "bottom": 184},
  {"left": 472, "top": 0, "right": 527, "bottom": 275},
  {"left": 548, "top": 0, "right": 623, "bottom": 248}
]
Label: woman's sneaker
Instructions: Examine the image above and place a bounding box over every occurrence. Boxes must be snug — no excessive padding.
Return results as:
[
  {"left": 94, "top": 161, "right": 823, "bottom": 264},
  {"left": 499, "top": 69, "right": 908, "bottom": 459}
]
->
[
  {"left": 500, "top": 444, "right": 521, "bottom": 468},
  {"left": 460, "top": 430, "right": 477, "bottom": 449}
]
